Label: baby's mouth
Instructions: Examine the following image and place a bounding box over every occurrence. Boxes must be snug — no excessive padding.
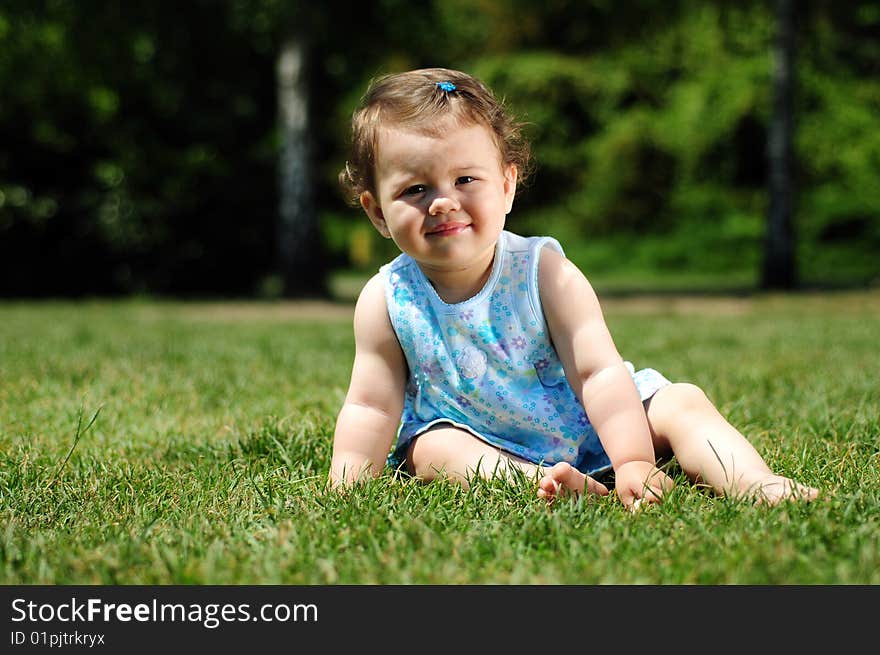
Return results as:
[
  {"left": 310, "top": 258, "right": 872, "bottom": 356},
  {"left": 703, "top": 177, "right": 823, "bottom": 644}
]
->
[{"left": 427, "top": 222, "right": 470, "bottom": 237}]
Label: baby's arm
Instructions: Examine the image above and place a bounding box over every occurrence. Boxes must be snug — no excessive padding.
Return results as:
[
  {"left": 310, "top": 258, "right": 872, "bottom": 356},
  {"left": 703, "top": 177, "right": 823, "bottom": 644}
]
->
[
  {"left": 538, "top": 248, "right": 673, "bottom": 508},
  {"left": 329, "top": 273, "right": 407, "bottom": 488}
]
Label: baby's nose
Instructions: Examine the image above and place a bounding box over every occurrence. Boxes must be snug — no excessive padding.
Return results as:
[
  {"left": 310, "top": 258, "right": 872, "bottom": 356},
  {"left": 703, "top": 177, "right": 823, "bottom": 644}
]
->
[{"left": 428, "top": 192, "right": 460, "bottom": 215}]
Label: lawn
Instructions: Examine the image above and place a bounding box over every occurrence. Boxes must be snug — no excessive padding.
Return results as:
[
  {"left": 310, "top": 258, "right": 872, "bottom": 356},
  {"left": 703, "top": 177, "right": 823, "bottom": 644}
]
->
[{"left": 1, "top": 291, "right": 878, "bottom": 584}]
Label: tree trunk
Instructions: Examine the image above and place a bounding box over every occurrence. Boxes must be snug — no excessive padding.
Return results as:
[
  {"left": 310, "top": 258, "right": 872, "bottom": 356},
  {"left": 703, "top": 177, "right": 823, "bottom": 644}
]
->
[
  {"left": 762, "top": 0, "right": 797, "bottom": 290},
  {"left": 276, "top": 35, "right": 326, "bottom": 297}
]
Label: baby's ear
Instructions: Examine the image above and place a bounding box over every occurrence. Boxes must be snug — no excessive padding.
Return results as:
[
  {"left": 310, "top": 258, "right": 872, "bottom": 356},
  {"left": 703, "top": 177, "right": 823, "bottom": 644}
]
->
[
  {"left": 503, "top": 164, "right": 518, "bottom": 214},
  {"left": 360, "top": 191, "right": 391, "bottom": 238}
]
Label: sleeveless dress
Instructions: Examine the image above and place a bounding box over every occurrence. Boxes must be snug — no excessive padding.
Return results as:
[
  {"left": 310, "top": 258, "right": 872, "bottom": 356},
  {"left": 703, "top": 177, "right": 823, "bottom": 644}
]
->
[{"left": 380, "top": 230, "right": 671, "bottom": 476}]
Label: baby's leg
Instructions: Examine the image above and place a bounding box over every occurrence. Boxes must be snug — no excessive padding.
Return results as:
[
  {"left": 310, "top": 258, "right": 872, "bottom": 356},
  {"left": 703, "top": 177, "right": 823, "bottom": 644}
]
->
[
  {"left": 407, "top": 426, "right": 608, "bottom": 497},
  {"left": 645, "top": 383, "right": 818, "bottom": 504},
  {"left": 407, "top": 425, "right": 538, "bottom": 487}
]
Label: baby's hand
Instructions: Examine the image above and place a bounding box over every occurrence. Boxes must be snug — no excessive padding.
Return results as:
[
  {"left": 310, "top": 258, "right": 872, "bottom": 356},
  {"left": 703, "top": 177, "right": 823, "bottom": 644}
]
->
[{"left": 613, "top": 461, "right": 674, "bottom": 511}]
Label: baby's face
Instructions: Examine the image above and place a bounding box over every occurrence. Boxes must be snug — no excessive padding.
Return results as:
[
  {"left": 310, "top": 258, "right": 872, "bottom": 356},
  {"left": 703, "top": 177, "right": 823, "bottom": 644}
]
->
[{"left": 360, "top": 121, "right": 517, "bottom": 279}]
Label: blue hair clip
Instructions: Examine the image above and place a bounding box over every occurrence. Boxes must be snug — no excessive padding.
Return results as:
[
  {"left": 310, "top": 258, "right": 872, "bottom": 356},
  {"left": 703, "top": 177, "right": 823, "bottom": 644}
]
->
[{"left": 436, "top": 81, "right": 457, "bottom": 92}]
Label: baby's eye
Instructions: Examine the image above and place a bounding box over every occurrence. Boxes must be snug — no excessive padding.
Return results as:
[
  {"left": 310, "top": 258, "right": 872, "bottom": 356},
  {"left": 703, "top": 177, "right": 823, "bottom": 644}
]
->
[
  {"left": 456, "top": 176, "right": 475, "bottom": 185},
  {"left": 402, "top": 184, "right": 426, "bottom": 196}
]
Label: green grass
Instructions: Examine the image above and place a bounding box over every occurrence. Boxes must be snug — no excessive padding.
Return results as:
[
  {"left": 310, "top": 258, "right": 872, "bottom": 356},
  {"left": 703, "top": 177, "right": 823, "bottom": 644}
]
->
[{"left": 1, "top": 292, "right": 878, "bottom": 584}]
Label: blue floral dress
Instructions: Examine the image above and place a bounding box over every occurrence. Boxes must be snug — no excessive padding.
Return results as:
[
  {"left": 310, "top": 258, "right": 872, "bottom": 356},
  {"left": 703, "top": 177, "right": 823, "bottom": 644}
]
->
[{"left": 381, "top": 231, "right": 670, "bottom": 476}]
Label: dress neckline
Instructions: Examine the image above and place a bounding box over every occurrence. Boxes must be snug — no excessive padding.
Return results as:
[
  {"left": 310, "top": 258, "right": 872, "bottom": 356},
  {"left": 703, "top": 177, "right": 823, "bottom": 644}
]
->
[{"left": 411, "top": 232, "right": 507, "bottom": 313}]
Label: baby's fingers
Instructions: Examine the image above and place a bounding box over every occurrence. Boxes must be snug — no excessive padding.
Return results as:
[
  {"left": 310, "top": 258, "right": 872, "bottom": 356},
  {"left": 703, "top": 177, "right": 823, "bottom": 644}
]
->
[
  {"left": 628, "top": 492, "right": 659, "bottom": 513},
  {"left": 644, "top": 470, "right": 675, "bottom": 498},
  {"left": 626, "top": 481, "right": 672, "bottom": 512},
  {"left": 618, "top": 488, "right": 648, "bottom": 512},
  {"left": 642, "top": 483, "right": 668, "bottom": 503}
]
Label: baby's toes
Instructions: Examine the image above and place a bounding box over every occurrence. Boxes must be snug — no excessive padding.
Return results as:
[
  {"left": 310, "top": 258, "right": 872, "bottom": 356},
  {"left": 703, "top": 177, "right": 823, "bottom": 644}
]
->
[{"left": 537, "top": 476, "right": 560, "bottom": 501}]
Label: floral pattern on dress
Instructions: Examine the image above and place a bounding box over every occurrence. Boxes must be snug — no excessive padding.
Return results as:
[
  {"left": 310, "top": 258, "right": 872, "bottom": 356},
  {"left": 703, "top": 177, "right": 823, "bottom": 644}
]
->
[{"left": 381, "top": 231, "right": 671, "bottom": 475}]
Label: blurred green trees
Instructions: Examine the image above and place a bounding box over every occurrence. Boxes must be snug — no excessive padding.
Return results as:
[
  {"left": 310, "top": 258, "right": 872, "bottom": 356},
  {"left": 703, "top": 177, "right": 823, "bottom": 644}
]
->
[{"left": 1, "top": 0, "right": 877, "bottom": 296}]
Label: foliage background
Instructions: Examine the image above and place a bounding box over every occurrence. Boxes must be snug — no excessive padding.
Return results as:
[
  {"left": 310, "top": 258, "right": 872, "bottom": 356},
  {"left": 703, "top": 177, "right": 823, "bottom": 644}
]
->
[{"left": 1, "top": 0, "right": 878, "bottom": 296}]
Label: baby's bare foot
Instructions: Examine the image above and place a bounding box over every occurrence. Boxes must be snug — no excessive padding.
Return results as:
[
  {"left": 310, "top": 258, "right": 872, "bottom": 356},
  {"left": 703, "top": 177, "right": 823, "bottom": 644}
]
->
[
  {"left": 736, "top": 474, "right": 819, "bottom": 505},
  {"left": 537, "top": 462, "right": 609, "bottom": 502}
]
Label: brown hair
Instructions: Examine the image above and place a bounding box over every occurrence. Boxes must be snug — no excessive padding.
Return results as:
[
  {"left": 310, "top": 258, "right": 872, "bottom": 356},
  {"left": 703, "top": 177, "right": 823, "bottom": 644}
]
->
[{"left": 338, "top": 67, "right": 532, "bottom": 204}]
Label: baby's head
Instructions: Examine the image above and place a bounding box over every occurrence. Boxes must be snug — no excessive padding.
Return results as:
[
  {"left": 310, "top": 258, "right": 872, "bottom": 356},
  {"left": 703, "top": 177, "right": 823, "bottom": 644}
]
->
[{"left": 339, "top": 67, "right": 531, "bottom": 205}]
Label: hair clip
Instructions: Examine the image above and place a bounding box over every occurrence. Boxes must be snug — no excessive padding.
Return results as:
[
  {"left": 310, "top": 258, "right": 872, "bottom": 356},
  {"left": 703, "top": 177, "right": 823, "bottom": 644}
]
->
[{"left": 436, "top": 81, "right": 457, "bottom": 92}]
